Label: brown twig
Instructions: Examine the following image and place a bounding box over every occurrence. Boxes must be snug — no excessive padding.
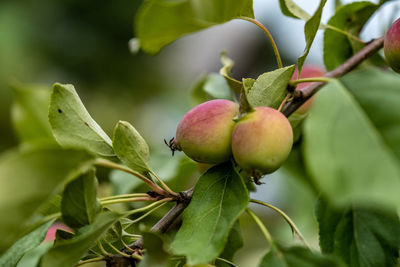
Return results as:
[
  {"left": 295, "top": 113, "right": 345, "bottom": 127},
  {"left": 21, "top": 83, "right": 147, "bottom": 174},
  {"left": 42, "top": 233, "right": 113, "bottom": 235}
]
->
[{"left": 282, "top": 36, "right": 384, "bottom": 117}]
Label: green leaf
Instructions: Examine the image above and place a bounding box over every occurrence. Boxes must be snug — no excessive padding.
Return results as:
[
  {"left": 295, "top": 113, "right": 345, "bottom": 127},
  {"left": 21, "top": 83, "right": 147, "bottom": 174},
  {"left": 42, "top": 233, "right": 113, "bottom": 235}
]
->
[
  {"left": 0, "top": 147, "right": 92, "bottom": 253},
  {"left": 61, "top": 167, "right": 102, "bottom": 228},
  {"left": 112, "top": 121, "right": 151, "bottom": 174},
  {"left": 259, "top": 244, "right": 344, "bottom": 267},
  {"left": 246, "top": 65, "right": 295, "bottom": 109},
  {"left": 138, "top": 232, "right": 170, "bottom": 267},
  {"left": 323, "top": 2, "right": 379, "bottom": 70},
  {"left": 303, "top": 79, "right": 400, "bottom": 207},
  {"left": 0, "top": 220, "right": 54, "bottom": 267},
  {"left": 297, "top": 0, "right": 327, "bottom": 74},
  {"left": 171, "top": 162, "right": 249, "bottom": 265},
  {"left": 316, "top": 198, "right": 400, "bottom": 267},
  {"left": 216, "top": 221, "right": 243, "bottom": 267},
  {"left": 41, "top": 211, "right": 121, "bottom": 267},
  {"left": 340, "top": 68, "right": 400, "bottom": 162},
  {"left": 10, "top": 83, "right": 56, "bottom": 144},
  {"left": 48, "top": 83, "right": 114, "bottom": 158},
  {"left": 219, "top": 52, "right": 243, "bottom": 94},
  {"left": 278, "top": 0, "right": 311, "bottom": 20},
  {"left": 135, "top": 0, "right": 254, "bottom": 54},
  {"left": 16, "top": 242, "right": 53, "bottom": 267},
  {"left": 38, "top": 195, "right": 62, "bottom": 217},
  {"left": 191, "top": 73, "right": 234, "bottom": 106}
]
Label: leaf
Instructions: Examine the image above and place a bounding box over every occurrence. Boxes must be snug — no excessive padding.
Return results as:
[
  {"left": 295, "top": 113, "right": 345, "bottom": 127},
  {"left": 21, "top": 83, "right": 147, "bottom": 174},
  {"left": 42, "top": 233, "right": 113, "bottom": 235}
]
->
[
  {"left": 112, "top": 121, "right": 151, "bottom": 174},
  {"left": 259, "top": 244, "right": 344, "bottom": 267},
  {"left": 48, "top": 83, "right": 114, "bottom": 158},
  {"left": 191, "top": 73, "right": 234, "bottom": 106},
  {"left": 297, "top": 0, "right": 327, "bottom": 75},
  {"left": 38, "top": 195, "right": 62, "bottom": 216},
  {"left": 303, "top": 79, "right": 400, "bottom": 208},
  {"left": 323, "top": 2, "right": 379, "bottom": 70},
  {"left": 219, "top": 52, "right": 243, "bottom": 94},
  {"left": 316, "top": 198, "right": 400, "bottom": 267},
  {"left": 0, "top": 147, "right": 92, "bottom": 253},
  {"left": 278, "top": 0, "right": 311, "bottom": 20},
  {"left": 61, "top": 167, "right": 102, "bottom": 228},
  {"left": 16, "top": 242, "right": 53, "bottom": 267},
  {"left": 135, "top": 0, "right": 254, "bottom": 54},
  {"left": 138, "top": 232, "right": 170, "bottom": 267},
  {"left": 246, "top": 65, "right": 295, "bottom": 109},
  {"left": 0, "top": 220, "right": 54, "bottom": 267},
  {"left": 41, "top": 211, "right": 121, "bottom": 267},
  {"left": 10, "top": 83, "right": 56, "bottom": 144},
  {"left": 340, "top": 68, "right": 400, "bottom": 162},
  {"left": 171, "top": 162, "right": 249, "bottom": 265},
  {"left": 216, "top": 221, "right": 243, "bottom": 267}
]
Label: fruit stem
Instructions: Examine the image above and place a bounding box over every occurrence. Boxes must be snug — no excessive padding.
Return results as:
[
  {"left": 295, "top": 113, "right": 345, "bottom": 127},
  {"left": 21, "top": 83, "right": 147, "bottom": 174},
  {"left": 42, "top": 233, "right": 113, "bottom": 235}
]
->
[
  {"left": 239, "top": 17, "right": 283, "bottom": 69},
  {"left": 76, "top": 257, "right": 105, "bottom": 266},
  {"left": 123, "top": 198, "right": 173, "bottom": 217},
  {"left": 93, "top": 158, "right": 168, "bottom": 197},
  {"left": 250, "top": 199, "right": 311, "bottom": 250},
  {"left": 278, "top": 93, "right": 291, "bottom": 112},
  {"left": 124, "top": 201, "right": 169, "bottom": 227},
  {"left": 149, "top": 169, "right": 180, "bottom": 197},
  {"left": 104, "top": 239, "right": 141, "bottom": 260},
  {"left": 100, "top": 193, "right": 150, "bottom": 201},
  {"left": 325, "top": 25, "right": 365, "bottom": 43},
  {"left": 97, "top": 241, "right": 111, "bottom": 256},
  {"left": 216, "top": 257, "right": 239, "bottom": 267},
  {"left": 101, "top": 196, "right": 155, "bottom": 206},
  {"left": 246, "top": 208, "right": 275, "bottom": 247},
  {"left": 289, "top": 77, "right": 332, "bottom": 86}
]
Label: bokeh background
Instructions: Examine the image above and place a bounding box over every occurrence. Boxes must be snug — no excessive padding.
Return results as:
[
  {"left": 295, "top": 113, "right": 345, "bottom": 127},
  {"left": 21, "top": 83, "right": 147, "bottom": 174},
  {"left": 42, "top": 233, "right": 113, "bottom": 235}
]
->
[{"left": 0, "top": 0, "right": 399, "bottom": 266}]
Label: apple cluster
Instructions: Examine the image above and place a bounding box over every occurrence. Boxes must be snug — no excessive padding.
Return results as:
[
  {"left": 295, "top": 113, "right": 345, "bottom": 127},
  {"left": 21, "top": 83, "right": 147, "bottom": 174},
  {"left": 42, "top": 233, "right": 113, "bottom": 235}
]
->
[{"left": 171, "top": 99, "right": 293, "bottom": 176}]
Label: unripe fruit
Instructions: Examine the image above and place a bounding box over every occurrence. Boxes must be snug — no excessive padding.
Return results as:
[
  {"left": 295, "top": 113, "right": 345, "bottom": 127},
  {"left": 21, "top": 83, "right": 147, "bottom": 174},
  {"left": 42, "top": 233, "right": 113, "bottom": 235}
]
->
[
  {"left": 174, "top": 99, "right": 238, "bottom": 164},
  {"left": 291, "top": 65, "right": 325, "bottom": 114},
  {"left": 384, "top": 18, "right": 400, "bottom": 73},
  {"left": 232, "top": 107, "right": 293, "bottom": 174}
]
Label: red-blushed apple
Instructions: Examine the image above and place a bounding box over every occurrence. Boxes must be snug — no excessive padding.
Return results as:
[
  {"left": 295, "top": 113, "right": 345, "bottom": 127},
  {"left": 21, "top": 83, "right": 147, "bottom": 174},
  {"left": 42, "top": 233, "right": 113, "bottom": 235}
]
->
[
  {"left": 231, "top": 107, "right": 293, "bottom": 175},
  {"left": 291, "top": 65, "right": 325, "bottom": 114},
  {"left": 174, "top": 99, "right": 238, "bottom": 164},
  {"left": 384, "top": 18, "right": 400, "bottom": 73}
]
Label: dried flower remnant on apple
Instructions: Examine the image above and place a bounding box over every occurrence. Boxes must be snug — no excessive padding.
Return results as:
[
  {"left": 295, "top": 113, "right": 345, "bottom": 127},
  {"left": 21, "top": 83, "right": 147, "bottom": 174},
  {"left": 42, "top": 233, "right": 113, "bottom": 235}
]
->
[{"left": 384, "top": 17, "right": 400, "bottom": 73}]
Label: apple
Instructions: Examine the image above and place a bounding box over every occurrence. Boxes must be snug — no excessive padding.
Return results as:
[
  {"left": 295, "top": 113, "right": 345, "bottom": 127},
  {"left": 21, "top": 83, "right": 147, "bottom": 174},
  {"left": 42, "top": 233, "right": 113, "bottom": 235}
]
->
[
  {"left": 384, "top": 18, "right": 400, "bottom": 73},
  {"left": 174, "top": 99, "right": 238, "bottom": 164},
  {"left": 231, "top": 107, "right": 293, "bottom": 175}
]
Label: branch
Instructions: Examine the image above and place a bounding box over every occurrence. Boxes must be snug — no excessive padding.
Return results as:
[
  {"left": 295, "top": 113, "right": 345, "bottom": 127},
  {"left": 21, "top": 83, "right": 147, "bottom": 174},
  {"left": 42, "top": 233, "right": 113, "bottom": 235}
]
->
[
  {"left": 107, "top": 188, "right": 194, "bottom": 267},
  {"left": 282, "top": 36, "right": 384, "bottom": 117}
]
